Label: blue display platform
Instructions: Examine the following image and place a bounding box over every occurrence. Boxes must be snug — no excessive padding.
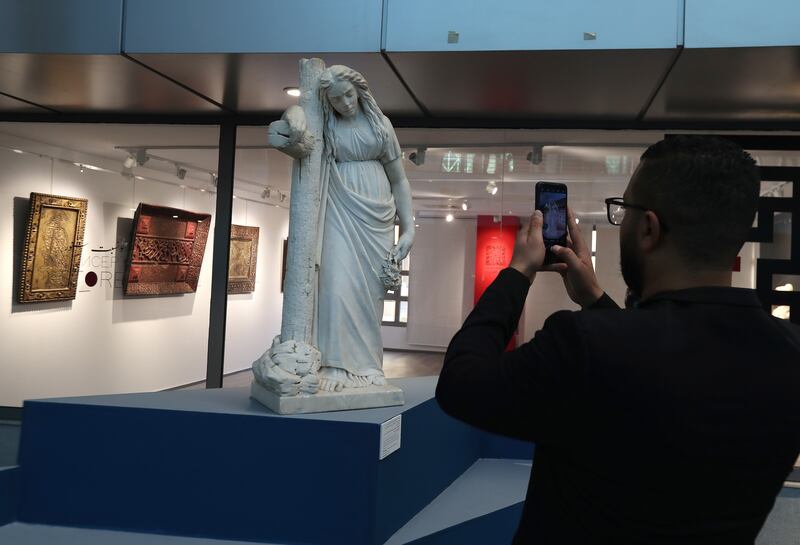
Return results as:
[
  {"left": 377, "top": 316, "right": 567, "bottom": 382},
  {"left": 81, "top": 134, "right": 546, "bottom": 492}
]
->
[
  {"left": 0, "top": 458, "right": 530, "bottom": 545},
  {"left": 0, "top": 467, "right": 18, "bottom": 526},
  {"left": 13, "top": 377, "right": 533, "bottom": 545}
]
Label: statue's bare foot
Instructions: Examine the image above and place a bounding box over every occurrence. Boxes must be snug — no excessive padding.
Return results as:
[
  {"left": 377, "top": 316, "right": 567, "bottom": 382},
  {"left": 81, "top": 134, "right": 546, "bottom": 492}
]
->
[
  {"left": 318, "top": 367, "right": 347, "bottom": 392},
  {"left": 370, "top": 374, "right": 387, "bottom": 386}
]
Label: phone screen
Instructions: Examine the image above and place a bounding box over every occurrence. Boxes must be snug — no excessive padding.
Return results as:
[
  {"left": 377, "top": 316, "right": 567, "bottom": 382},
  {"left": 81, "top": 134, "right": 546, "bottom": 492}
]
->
[{"left": 536, "top": 184, "right": 567, "bottom": 246}]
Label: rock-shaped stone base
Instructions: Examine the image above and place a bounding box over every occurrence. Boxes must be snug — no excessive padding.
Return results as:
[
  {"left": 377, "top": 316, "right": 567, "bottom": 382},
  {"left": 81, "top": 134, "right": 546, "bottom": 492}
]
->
[{"left": 251, "top": 380, "right": 404, "bottom": 415}]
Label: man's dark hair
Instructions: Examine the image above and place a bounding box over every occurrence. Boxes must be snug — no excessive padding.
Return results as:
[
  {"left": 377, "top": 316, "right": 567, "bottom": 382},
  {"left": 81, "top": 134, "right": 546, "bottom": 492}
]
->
[{"left": 633, "top": 135, "right": 760, "bottom": 268}]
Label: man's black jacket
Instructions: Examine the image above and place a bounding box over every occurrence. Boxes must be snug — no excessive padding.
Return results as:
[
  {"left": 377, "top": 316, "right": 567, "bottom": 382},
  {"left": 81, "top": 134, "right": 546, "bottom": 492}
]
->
[{"left": 436, "top": 268, "right": 800, "bottom": 545}]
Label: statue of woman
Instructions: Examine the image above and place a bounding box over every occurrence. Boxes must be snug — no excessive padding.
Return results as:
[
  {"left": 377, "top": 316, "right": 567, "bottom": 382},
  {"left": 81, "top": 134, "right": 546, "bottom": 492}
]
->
[{"left": 282, "top": 65, "right": 415, "bottom": 393}]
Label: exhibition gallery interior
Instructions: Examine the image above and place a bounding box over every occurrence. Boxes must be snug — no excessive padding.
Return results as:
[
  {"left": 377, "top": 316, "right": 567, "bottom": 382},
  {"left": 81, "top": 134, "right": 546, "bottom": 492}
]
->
[{"left": 0, "top": 1, "right": 799, "bottom": 544}]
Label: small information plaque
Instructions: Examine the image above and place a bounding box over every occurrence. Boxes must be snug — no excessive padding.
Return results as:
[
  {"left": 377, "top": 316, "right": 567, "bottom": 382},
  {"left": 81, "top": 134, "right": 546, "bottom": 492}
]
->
[{"left": 379, "top": 415, "right": 402, "bottom": 460}]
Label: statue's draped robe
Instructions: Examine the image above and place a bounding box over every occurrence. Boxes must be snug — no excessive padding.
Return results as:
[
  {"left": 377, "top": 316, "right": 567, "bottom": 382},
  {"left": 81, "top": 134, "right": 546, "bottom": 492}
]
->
[{"left": 316, "top": 113, "right": 401, "bottom": 379}]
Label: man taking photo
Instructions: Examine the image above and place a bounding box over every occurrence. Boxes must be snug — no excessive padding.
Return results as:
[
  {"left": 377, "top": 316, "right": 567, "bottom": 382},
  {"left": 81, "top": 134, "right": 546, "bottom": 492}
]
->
[{"left": 436, "top": 136, "right": 800, "bottom": 544}]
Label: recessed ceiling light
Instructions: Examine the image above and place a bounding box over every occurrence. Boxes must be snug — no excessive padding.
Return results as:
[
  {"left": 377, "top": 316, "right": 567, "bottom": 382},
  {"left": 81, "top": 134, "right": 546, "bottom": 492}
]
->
[
  {"left": 284, "top": 87, "right": 301, "bottom": 97},
  {"left": 172, "top": 215, "right": 178, "bottom": 219},
  {"left": 445, "top": 213, "right": 454, "bottom": 222}
]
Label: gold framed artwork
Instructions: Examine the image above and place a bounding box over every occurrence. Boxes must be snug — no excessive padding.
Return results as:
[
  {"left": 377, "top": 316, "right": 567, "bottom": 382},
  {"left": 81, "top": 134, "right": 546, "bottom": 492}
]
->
[
  {"left": 228, "top": 225, "right": 259, "bottom": 294},
  {"left": 19, "top": 192, "right": 88, "bottom": 303},
  {"left": 123, "top": 203, "right": 211, "bottom": 296}
]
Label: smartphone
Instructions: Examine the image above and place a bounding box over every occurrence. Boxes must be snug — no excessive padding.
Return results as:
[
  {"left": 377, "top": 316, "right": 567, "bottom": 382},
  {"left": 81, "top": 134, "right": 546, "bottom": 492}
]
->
[{"left": 535, "top": 182, "right": 568, "bottom": 262}]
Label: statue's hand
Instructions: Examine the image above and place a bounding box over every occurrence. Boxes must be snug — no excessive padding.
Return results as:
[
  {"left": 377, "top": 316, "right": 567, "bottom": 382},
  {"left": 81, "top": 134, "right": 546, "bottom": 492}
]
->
[
  {"left": 392, "top": 232, "right": 414, "bottom": 262},
  {"left": 283, "top": 105, "right": 307, "bottom": 141},
  {"left": 267, "top": 105, "right": 315, "bottom": 160}
]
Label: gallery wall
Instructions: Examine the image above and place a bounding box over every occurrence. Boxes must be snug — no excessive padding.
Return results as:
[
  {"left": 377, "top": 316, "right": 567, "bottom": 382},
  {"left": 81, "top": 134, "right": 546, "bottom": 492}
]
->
[
  {"left": 0, "top": 126, "right": 768, "bottom": 406},
  {"left": 0, "top": 131, "right": 288, "bottom": 407}
]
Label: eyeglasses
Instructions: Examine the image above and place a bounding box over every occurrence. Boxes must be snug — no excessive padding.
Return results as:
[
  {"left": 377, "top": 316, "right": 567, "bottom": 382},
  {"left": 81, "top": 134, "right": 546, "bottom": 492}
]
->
[{"left": 604, "top": 197, "right": 663, "bottom": 227}]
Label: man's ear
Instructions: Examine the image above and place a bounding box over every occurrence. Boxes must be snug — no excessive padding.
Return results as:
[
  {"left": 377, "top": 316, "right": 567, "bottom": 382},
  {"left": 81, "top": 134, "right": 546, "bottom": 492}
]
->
[{"left": 639, "top": 210, "right": 663, "bottom": 253}]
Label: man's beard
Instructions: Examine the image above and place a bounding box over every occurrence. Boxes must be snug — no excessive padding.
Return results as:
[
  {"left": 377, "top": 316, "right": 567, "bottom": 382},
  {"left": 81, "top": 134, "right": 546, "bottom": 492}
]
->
[{"left": 620, "top": 233, "right": 644, "bottom": 301}]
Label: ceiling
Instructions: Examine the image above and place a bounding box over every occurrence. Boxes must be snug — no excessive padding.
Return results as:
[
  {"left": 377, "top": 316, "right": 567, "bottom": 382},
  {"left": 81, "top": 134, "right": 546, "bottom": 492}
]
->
[{"left": 0, "top": 46, "right": 798, "bottom": 126}]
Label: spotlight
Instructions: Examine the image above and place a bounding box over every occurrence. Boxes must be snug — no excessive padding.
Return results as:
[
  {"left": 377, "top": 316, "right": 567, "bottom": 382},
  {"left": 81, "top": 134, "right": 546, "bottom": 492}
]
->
[
  {"left": 176, "top": 165, "right": 187, "bottom": 180},
  {"left": 123, "top": 154, "right": 136, "bottom": 169},
  {"left": 409, "top": 147, "right": 426, "bottom": 166},
  {"left": 211, "top": 173, "right": 218, "bottom": 186},
  {"left": 461, "top": 200, "right": 469, "bottom": 211},
  {"left": 485, "top": 180, "right": 498, "bottom": 195},
  {"left": 445, "top": 213, "right": 454, "bottom": 222},
  {"left": 262, "top": 187, "right": 272, "bottom": 199},
  {"left": 279, "top": 192, "right": 287, "bottom": 203},
  {"left": 135, "top": 149, "right": 149, "bottom": 166},
  {"left": 284, "top": 87, "right": 301, "bottom": 97},
  {"left": 526, "top": 144, "right": 543, "bottom": 165}
]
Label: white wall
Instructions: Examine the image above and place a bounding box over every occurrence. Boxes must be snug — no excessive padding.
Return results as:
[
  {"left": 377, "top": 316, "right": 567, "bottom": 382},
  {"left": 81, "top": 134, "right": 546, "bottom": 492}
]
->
[{"left": 0, "top": 133, "right": 287, "bottom": 406}]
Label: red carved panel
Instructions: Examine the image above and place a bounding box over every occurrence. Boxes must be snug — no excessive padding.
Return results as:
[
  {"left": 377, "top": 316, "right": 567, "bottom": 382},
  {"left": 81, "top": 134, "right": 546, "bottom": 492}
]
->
[{"left": 124, "top": 204, "right": 212, "bottom": 296}]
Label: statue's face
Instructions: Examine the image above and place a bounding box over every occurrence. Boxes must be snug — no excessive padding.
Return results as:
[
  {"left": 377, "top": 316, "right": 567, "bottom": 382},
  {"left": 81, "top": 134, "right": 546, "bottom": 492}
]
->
[{"left": 326, "top": 80, "right": 359, "bottom": 118}]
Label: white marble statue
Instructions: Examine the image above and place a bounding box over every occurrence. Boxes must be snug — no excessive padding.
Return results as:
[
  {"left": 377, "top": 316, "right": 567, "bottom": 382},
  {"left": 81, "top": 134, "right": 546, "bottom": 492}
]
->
[
  {"left": 251, "top": 60, "right": 414, "bottom": 412},
  {"left": 314, "top": 65, "right": 415, "bottom": 391}
]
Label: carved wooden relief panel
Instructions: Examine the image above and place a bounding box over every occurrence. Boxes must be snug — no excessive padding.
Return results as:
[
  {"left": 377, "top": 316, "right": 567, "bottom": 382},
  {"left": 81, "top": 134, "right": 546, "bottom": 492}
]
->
[
  {"left": 123, "top": 203, "right": 211, "bottom": 296},
  {"left": 19, "top": 193, "right": 88, "bottom": 303},
  {"left": 227, "top": 224, "right": 259, "bottom": 294}
]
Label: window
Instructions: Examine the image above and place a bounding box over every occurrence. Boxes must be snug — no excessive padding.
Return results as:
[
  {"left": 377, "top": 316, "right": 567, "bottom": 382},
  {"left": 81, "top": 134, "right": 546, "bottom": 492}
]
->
[{"left": 382, "top": 225, "right": 410, "bottom": 326}]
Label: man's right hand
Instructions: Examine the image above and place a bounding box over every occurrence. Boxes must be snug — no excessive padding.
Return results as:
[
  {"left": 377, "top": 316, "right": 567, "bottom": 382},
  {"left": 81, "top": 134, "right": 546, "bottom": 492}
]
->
[{"left": 550, "top": 208, "right": 604, "bottom": 308}]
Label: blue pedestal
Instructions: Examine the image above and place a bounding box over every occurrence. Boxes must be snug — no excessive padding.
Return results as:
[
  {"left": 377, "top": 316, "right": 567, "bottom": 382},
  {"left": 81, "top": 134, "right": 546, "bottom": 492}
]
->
[
  {"left": 17, "top": 377, "right": 531, "bottom": 545},
  {"left": 0, "top": 467, "right": 18, "bottom": 526},
  {"left": 0, "top": 455, "right": 531, "bottom": 545}
]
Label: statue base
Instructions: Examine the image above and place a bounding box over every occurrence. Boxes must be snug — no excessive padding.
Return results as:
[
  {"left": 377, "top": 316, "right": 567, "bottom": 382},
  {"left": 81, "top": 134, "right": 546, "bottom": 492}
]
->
[{"left": 251, "top": 380, "right": 404, "bottom": 415}]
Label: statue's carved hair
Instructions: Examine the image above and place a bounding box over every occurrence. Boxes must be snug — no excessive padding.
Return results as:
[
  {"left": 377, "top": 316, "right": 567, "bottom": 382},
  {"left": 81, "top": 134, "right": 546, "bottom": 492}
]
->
[{"left": 319, "top": 65, "right": 387, "bottom": 159}]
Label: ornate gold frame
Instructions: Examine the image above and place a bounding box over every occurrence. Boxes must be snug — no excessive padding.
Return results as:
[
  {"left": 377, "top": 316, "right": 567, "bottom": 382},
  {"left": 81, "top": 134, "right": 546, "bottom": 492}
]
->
[
  {"left": 227, "top": 224, "right": 259, "bottom": 294},
  {"left": 19, "top": 192, "right": 88, "bottom": 303}
]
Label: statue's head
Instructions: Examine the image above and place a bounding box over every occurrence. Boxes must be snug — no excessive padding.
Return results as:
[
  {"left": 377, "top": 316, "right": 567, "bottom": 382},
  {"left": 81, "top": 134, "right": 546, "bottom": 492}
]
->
[
  {"left": 318, "top": 65, "right": 387, "bottom": 157},
  {"left": 319, "top": 65, "right": 367, "bottom": 119}
]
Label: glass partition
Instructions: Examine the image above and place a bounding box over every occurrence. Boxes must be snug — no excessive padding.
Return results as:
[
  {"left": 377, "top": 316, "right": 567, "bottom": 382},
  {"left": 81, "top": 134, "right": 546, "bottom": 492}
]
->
[{"left": 220, "top": 126, "right": 292, "bottom": 388}]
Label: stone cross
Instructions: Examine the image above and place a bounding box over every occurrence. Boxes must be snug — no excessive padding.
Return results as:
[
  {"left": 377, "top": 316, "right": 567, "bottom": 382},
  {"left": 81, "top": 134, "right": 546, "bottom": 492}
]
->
[{"left": 251, "top": 58, "right": 326, "bottom": 397}]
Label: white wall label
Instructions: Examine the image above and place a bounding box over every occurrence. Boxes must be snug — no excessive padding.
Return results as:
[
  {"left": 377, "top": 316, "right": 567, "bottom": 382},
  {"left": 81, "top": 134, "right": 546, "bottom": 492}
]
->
[{"left": 379, "top": 415, "right": 402, "bottom": 460}]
